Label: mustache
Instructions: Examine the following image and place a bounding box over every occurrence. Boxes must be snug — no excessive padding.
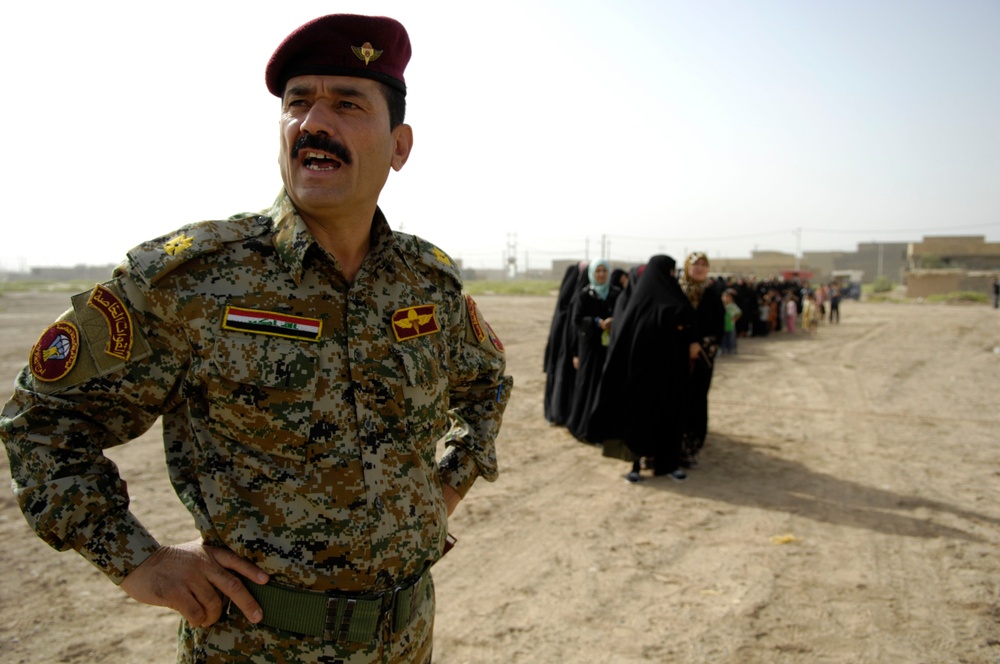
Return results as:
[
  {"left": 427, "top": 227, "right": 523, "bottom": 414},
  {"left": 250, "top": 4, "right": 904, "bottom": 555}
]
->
[{"left": 291, "top": 134, "right": 353, "bottom": 165}]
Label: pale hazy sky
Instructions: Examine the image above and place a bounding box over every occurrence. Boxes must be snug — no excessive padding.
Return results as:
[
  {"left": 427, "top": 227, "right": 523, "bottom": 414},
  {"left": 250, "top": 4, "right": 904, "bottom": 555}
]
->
[{"left": 2, "top": 0, "right": 998, "bottom": 271}]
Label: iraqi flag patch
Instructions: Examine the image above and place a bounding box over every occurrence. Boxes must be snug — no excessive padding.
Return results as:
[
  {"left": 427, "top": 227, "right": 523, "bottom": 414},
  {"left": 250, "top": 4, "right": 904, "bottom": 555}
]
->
[{"left": 222, "top": 307, "right": 322, "bottom": 341}]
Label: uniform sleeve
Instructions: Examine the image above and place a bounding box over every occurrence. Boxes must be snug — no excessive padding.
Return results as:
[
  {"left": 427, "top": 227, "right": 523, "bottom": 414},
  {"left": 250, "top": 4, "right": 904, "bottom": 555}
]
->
[
  {"left": 0, "top": 273, "right": 189, "bottom": 584},
  {"left": 437, "top": 294, "right": 512, "bottom": 498}
]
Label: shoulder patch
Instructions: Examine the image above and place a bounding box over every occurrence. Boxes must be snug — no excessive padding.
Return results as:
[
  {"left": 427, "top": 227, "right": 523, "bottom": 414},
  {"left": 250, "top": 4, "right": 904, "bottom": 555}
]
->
[
  {"left": 28, "top": 281, "right": 152, "bottom": 393},
  {"left": 464, "top": 295, "right": 504, "bottom": 356},
  {"left": 127, "top": 215, "right": 271, "bottom": 286},
  {"left": 71, "top": 281, "right": 153, "bottom": 378},
  {"left": 29, "top": 321, "right": 80, "bottom": 382}
]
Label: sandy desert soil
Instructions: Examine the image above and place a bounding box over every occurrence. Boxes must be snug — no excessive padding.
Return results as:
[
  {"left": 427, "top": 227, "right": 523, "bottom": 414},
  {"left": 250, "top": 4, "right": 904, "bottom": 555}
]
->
[{"left": 1, "top": 290, "right": 998, "bottom": 663}]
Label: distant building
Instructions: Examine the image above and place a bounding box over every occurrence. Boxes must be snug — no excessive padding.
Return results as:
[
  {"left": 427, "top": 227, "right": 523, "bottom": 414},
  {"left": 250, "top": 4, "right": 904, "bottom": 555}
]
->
[
  {"left": 832, "top": 242, "right": 908, "bottom": 285},
  {"left": 906, "top": 236, "right": 1000, "bottom": 271},
  {"left": 708, "top": 251, "right": 800, "bottom": 281}
]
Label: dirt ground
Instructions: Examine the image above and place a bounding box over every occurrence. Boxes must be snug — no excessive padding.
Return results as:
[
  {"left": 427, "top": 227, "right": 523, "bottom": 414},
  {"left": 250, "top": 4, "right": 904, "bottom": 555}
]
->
[{"left": 1, "top": 290, "right": 998, "bottom": 664}]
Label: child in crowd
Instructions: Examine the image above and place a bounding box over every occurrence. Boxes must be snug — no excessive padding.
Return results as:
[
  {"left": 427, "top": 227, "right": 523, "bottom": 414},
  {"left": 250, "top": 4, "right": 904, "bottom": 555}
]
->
[
  {"left": 802, "top": 291, "right": 818, "bottom": 335},
  {"left": 721, "top": 289, "right": 742, "bottom": 354},
  {"left": 784, "top": 293, "right": 798, "bottom": 334}
]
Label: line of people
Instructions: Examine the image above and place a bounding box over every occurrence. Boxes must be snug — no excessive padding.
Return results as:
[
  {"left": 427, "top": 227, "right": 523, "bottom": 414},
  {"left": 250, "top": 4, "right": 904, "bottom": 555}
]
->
[
  {"left": 719, "top": 277, "right": 842, "bottom": 344},
  {"left": 543, "top": 253, "right": 725, "bottom": 483}
]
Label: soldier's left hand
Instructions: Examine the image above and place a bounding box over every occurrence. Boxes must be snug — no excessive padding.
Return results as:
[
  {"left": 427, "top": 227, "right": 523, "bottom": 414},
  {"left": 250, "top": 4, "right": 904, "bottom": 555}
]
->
[{"left": 120, "top": 540, "right": 270, "bottom": 628}]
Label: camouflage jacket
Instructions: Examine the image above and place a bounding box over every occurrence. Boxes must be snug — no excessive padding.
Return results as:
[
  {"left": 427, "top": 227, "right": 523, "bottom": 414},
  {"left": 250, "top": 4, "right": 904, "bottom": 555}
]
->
[{"left": 1, "top": 192, "right": 512, "bottom": 592}]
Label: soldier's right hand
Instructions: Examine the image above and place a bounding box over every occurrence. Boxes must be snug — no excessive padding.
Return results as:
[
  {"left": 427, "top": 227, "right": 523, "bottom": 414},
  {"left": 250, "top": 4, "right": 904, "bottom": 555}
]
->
[{"left": 119, "top": 540, "right": 270, "bottom": 628}]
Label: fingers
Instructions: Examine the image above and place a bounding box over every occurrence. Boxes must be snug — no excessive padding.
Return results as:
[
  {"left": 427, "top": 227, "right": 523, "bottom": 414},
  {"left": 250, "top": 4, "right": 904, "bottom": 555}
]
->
[
  {"left": 204, "top": 546, "right": 268, "bottom": 624},
  {"left": 120, "top": 542, "right": 269, "bottom": 627},
  {"left": 209, "top": 546, "right": 270, "bottom": 585}
]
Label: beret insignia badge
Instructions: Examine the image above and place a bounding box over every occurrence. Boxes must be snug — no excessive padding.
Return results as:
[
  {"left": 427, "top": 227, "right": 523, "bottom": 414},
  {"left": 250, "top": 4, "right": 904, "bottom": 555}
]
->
[
  {"left": 164, "top": 234, "right": 194, "bottom": 256},
  {"left": 30, "top": 321, "right": 80, "bottom": 382},
  {"left": 352, "top": 42, "right": 383, "bottom": 65},
  {"left": 391, "top": 305, "right": 439, "bottom": 341}
]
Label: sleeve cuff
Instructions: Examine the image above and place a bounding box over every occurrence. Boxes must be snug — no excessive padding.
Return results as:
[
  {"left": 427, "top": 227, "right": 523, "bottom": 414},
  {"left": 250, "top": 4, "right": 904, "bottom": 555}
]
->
[
  {"left": 438, "top": 448, "right": 481, "bottom": 498},
  {"left": 77, "top": 511, "right": 160, "bottom": 585}
]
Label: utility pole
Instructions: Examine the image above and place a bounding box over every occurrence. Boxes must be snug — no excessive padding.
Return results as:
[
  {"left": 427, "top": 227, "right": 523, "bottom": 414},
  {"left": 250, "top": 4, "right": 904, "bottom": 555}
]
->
[
  {"left": 506, "top": 233, "right": 518, "bottom": 279},
  {"left": 794, "top": 227, "right": 802, "bottom": 271}
]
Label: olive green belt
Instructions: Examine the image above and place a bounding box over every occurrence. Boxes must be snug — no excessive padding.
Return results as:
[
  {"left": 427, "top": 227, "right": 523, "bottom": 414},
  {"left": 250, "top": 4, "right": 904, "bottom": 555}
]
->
[{"left": 238, "top": 570, "right": 429, "bottom": 644}]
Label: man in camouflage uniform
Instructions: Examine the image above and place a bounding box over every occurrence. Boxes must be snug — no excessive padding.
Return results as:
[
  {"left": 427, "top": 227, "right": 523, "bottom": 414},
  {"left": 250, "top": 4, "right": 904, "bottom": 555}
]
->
[{"left": 0, "top": 14, "right": 511, "bottom": 663}]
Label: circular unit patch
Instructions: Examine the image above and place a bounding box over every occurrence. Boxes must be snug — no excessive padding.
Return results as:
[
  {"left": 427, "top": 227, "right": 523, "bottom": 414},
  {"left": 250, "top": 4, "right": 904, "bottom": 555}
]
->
[{"left": 30, "top": 321, "right": 80, "bottom": 382}]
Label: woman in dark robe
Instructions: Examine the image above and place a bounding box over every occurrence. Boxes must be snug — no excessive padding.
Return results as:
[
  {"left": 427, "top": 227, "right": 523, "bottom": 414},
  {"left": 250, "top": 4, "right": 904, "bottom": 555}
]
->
[
  {"left": 543, "top": 262, "right": 585, "bottom": 425},
  {"left": 565, "top": 259, "right": 620, "bottom": 442},
  {"left": 607, "top": 264, "right": 644, "bottom": 348},
  {"left": 678, "top": 251, "right": 725, "bottom": 468},
  {"left": 588, "top": 255, "right": 695, "bottom": 481}
]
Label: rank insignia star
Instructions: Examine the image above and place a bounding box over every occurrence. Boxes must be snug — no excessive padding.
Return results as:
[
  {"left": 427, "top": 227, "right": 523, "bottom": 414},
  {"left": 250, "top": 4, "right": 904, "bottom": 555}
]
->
[
  {"left": 351, "top": 42, "right": 383, "bottom": 65},
  {"left": 163, "top": 234, "right": 194, "bottom": 256},
  {"left": 432, "top": 247, "right": 453, "bottom": 266}
]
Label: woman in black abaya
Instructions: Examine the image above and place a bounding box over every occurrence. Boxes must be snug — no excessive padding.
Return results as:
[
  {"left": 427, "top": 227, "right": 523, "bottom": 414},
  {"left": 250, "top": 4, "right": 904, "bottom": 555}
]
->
[
  {"left": 565, "top": 259, "right": 620, "bottom": 442},
  {"left": 588, "top": 255, "right": 695, "bottom": 481},
  {"left": 543, "top": 262, "right": 585, "bottom": 425}
]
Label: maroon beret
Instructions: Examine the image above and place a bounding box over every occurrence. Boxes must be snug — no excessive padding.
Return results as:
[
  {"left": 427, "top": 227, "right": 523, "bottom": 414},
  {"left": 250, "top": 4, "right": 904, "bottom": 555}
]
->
[{"left": 265, "top": 14, "right": 411, "bottom": 98}]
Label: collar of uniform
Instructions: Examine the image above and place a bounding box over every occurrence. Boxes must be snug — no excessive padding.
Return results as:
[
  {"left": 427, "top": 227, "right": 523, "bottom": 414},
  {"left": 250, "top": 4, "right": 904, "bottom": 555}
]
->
[
  {"left": 368, "top": 206, "right": 398, "bottom": 271},
  {"left": 269, "top": 191, "right": 315, "bottom": 285},
  {"left": 269, "top": 191, "right": 401, "bottom": 284}
]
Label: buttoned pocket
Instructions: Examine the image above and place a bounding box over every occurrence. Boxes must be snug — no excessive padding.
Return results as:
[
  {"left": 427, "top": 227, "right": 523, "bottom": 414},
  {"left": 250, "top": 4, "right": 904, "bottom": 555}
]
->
[
  {"left": 206, "top": 334, "right": 317, "bottom": 458},
  {"left": 389, "top": 339, "right": 449, "bottom": 441}
]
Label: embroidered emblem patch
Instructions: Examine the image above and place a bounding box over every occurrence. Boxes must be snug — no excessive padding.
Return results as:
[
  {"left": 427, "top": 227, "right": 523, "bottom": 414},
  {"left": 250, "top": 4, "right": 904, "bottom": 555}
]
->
[
  {"left": 432, "top": 247, "right": 453, "bottom": 267},
  {"left": 466, "top": 295, "right": 486, "bottom": 343},
  {"left": 391, "top": 305, "right": 440, "bottom": 341},
  {"left": 351, "top": 42, "right": 383, "bottom": 65},
  {"left": 30, "top": 321, "right": 80, "bottom": 382},
  {"left": 485, "top": 321, "right": 505, "bottom": 352},
  {"left": 222, "top": 307, "right": 322, "bottom": 341},
  {"left": 87, "top": 284, "right": 134, "bottom": 360},
  {"left": 164, "top": 234, "right": 194, "bottom": 256}
]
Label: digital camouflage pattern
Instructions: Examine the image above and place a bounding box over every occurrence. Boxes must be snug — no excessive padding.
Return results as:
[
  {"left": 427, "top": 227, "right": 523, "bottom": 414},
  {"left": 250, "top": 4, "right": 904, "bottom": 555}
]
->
[{"left": 0, "top": 191, "right": 512, "bottom": 663}]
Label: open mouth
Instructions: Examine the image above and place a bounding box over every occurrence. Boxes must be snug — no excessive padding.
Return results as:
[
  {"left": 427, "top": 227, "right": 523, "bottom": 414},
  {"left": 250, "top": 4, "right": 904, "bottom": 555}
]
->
[{"left": 303, "top": 151, "right": 343, "bottom": 171}]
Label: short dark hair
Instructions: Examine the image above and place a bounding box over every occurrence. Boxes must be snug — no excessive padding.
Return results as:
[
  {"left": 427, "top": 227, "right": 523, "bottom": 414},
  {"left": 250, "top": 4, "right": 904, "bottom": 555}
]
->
[{"left": 381, "top": 83, "right": 406, "bottom": 129}]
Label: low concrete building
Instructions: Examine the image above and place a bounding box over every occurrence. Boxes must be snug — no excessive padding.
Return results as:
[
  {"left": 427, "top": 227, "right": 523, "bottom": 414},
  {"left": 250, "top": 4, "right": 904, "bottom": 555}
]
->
[
  {"left": 907, "top": 236, "right": 1000, "bottom": 271},
  {"left": 833, "top": 242, "right": 908, "bottom": 284}
]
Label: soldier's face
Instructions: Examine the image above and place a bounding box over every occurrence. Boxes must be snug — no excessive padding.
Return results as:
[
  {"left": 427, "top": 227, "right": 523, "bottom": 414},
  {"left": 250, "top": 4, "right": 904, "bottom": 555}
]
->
[{"left": 279, "top": 75, "right": 412, "bottom": 223}]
